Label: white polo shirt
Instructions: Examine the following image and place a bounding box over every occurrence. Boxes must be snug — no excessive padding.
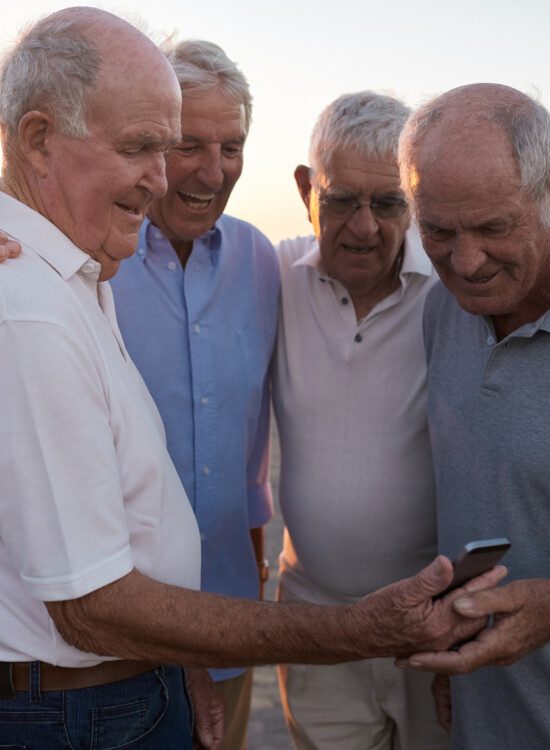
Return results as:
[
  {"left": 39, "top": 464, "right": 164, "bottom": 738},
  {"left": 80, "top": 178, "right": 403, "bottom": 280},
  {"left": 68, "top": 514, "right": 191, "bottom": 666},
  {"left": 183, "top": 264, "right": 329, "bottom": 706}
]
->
[
  {"left": 273, "top": 226, "right": 438, "bottom": 604},
  {"left": 0, "top": 193, "right": 201, "bottom": 666}
]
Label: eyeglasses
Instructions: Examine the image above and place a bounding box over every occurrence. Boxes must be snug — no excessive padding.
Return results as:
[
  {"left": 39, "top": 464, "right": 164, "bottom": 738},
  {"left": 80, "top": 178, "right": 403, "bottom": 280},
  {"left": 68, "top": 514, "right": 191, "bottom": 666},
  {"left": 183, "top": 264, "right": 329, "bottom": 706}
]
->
[{"left": 318, "top": 191, "right": 409, "bottom": 220}]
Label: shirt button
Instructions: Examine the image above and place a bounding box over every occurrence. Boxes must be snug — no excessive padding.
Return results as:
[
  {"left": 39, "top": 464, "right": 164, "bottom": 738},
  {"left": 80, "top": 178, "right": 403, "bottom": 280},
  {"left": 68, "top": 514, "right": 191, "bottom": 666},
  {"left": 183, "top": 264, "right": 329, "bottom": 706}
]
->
[
  {"left": 200, "top": 533, "right": 206, "bottom": 542},
  {"left": 194, "top": 324, "right": 201, "bottom": 334},
  {"left": 341, "top": 297, "right": 349, "bottom": 305},
  {"left": 487, "top": 336, "right": 494, "bottom": 346},
  {"left": 202, "top": 466, "right": 210, "bottom": 475},
  {"left": 82, "top": 261, "right": 95, "bottom": 273},
  {"left": 155, "top": 230, "right": 164, "bottom": 240},
  {"left": 137, "top": 247, "right": 145, "bottom": 257},
  {"left": 201, "top": 396, "right": 209, "bottom": 406},
  {"left": 319, "top": 277, "right": 326, "bottom": 283},
  {"left": 168, "top": 260, "right": 177, "bottom": 271},
  {"left": 354, "top": 333, "right": 363, "bottom": 343}
]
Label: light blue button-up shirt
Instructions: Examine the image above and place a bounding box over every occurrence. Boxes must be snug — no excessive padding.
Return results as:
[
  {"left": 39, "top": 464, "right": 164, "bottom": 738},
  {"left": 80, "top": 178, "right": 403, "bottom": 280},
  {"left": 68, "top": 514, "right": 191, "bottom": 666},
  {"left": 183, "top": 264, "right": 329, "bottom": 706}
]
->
[{"left": 110, "top": 213, "right": 279, "bottom": 680}]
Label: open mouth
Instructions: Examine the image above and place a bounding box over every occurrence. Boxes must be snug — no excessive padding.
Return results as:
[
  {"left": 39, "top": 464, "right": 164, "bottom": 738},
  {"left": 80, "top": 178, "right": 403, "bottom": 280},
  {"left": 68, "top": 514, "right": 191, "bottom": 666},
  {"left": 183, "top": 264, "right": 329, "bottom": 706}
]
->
[
  {"left": 176, "top": 191, "right": 214, "bottom": 211},
  {"left": 115, "top": 202, "right": 143, "bottom": 219}
]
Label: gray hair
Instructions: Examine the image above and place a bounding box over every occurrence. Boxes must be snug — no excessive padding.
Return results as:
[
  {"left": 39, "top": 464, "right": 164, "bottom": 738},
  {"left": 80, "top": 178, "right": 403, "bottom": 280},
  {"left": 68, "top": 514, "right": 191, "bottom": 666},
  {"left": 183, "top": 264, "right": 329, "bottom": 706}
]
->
[
  {"left": 309, "top": 91, "right": 411, "bottom": 176},
  {"left": 0, "top": 10, "right": 102, "bottom": 140},
  {"left": 163, "top": 39, "right": 252, "bottom": 134},
  {"left": 399, "top": 87, "right": 550, "bottom": 226}
]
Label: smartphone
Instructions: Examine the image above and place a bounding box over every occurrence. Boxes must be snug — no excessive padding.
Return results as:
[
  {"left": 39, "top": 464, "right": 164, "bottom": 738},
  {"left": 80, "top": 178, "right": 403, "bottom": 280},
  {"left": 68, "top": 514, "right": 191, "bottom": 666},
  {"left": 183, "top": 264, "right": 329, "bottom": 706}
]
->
[{"left": 434, "top": 538, "right": 511, "bottom": 600}]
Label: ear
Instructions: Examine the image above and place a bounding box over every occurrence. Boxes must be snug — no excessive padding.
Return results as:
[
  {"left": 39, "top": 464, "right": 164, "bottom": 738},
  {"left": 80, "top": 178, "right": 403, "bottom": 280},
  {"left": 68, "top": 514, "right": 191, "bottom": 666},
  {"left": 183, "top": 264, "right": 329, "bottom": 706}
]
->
[
  {"left": 17, "top": 111, "right": 54, "bottom": 178},
  {"left": 294, "top": 164, "right": 313, "bottom": 222}
]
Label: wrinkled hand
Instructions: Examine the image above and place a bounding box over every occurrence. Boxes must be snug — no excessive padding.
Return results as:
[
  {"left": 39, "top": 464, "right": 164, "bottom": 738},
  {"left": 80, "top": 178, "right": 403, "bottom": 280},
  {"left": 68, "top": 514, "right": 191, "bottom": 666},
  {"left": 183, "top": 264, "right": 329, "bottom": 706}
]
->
[
  {"left": 352, "top": 555, "right": 508, "bottom": 658},
  {"left": 431, "top": 673, "right": 451, "bottom": 732},
  {"left": 186, "top": 667, "right": 225, "bottom": 749},
  {"left": 396, "top": 578, "right": 550, "bottom": 674},
  {"left": 0, "top": 233, "right": 21, "bottom": 261}
]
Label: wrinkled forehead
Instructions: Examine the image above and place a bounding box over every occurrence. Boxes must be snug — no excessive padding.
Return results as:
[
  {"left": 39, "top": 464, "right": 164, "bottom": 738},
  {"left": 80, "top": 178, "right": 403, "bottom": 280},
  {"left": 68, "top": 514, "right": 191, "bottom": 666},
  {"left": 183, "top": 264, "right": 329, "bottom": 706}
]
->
[
  {"left": 313, "top": 146, "right": 400, "bottom": 193},
  {"left": 413, "top": 119, "right": 520, "bottom": 200}
]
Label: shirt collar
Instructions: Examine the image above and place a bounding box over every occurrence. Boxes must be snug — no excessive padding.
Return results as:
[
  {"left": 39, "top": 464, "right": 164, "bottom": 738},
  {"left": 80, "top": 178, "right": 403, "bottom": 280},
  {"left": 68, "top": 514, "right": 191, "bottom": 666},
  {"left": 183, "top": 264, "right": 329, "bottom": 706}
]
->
[
  {"left": 292, "top": 222, "right": 433, "bottom": 283},
  {"left": 0, "top": 191, "right": 94, "bottom": 280},
  {"left": 139, "top": 217, "right": 223, "bottom": 263}
]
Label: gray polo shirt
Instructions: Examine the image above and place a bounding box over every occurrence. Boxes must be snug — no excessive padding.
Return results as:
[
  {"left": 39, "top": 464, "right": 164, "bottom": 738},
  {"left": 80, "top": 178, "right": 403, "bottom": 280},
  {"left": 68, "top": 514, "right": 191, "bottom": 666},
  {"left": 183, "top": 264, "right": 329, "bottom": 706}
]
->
[{"left": 424, "top": 281, "right": 550, "bottom": 749}]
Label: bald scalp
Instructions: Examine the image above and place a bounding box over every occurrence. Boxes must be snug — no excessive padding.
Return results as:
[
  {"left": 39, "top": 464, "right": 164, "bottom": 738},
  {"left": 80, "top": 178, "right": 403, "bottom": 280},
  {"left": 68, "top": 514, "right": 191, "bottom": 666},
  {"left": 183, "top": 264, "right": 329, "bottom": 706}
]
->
[
  {"left": 0, "top": 6, "right": 179, "bottom": 143},
  {"left": 399, "top": 83, "right": 550, "bottom": 223}
]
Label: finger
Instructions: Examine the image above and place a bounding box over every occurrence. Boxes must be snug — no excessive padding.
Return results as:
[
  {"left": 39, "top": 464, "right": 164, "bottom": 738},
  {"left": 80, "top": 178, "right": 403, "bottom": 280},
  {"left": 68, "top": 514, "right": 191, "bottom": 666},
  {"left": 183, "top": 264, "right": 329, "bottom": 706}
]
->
[
  {"left": 0, "top": 246, "right": 7, "bottom": 260},
  {"left": 453, "top": 583, "right": 516, "bottom": 619},
  {"left": 403, "top": 555, "right": 454, "bottom": 604},
  {"left": 195, "top": 718, "right": 214, "bottom": 749},
  {"left": 6, "top": 240, "right": 22, "bottom": 257},
  {"left": 397, "top": 627, "right": 498, "bottom": 673},
  {"left": 460, "top": 565, "right": 508, "bottom": 595},
  {"left": 431, "top": 674, "right": 452, "bottom": 732}
]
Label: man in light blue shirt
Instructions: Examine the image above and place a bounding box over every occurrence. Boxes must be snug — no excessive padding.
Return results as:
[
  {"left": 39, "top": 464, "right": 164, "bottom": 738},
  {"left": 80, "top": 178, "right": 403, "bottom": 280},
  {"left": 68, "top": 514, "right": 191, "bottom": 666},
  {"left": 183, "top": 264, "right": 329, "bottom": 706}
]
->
[{"left": 110, "top": 40, "right": 279, "bottom": 748}]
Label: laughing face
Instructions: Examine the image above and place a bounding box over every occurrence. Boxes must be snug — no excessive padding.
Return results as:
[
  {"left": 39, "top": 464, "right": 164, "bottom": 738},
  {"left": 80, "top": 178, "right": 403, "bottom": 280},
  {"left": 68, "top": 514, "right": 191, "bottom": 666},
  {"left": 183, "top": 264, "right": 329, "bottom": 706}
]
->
[
  {"left": 147, "top": 85, "right": 246, "bottom": 256},
  {"left": 38, "top": 53, "right": 182, "bottom": 280},
  {"left": 303, "top": 148, "right": 410, "bottom": 309}
]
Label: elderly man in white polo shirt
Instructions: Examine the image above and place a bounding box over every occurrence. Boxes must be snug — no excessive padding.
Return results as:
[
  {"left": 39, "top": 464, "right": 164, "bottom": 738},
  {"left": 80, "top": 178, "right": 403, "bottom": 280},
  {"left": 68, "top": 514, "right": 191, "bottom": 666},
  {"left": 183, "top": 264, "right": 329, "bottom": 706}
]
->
[{"left": 273, "top": 92, "right": 446, "bottom": 750}]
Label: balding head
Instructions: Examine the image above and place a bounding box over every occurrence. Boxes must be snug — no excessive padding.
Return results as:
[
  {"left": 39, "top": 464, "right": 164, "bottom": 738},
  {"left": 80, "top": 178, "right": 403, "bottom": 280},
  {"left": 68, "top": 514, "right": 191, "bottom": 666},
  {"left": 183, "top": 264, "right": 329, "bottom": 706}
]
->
[
  {"left": 0, "top": 7, "right": 178, "bottom": 143},
  {"left": 399, "top": 83, "right": 550, "bottom": 225},
  {"left": 398, "top": 84, "right": 550, "bottom": 334},
  {"left": 0, "top": 7, "right": 182, "bottom": 280}
]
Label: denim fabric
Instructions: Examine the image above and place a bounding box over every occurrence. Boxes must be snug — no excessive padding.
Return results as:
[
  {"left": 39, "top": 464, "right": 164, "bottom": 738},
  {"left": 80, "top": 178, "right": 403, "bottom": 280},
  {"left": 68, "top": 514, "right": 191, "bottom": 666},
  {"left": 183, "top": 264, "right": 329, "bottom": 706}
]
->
[{"left": 0, "top": 664, "right": 192, "bottom": 749}]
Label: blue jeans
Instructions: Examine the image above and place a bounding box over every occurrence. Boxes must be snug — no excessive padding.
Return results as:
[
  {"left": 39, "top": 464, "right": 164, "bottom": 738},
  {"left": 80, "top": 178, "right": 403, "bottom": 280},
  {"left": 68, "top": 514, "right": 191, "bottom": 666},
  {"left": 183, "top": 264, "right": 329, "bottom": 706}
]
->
[{"left": 0, "top": 663, "right": 192, "bottom": 749}]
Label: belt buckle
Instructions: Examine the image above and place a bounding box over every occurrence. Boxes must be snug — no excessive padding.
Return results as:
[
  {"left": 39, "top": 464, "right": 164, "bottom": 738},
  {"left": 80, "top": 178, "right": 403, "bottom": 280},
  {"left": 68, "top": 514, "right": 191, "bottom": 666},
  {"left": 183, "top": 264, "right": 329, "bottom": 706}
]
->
[{"left": 0, "top": 662, "right": 15, "bottom": 699}]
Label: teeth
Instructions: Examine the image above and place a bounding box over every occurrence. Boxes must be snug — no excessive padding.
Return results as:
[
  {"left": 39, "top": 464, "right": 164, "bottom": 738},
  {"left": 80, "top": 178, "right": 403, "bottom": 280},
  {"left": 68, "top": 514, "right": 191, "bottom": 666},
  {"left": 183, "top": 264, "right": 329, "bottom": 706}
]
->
[
  {"left": 116, "top": 203, "right": 141, "bottom": 216},
  {"left": 177, "top": 191, "right": 214, "bottom": 209}
]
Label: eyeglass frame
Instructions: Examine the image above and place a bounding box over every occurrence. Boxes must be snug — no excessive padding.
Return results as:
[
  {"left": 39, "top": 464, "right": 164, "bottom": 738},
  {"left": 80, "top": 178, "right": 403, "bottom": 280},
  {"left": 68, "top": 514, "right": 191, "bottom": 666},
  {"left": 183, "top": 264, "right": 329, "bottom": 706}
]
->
[{"left": 315, "top": 187, "right": 409, "bottom": 221}]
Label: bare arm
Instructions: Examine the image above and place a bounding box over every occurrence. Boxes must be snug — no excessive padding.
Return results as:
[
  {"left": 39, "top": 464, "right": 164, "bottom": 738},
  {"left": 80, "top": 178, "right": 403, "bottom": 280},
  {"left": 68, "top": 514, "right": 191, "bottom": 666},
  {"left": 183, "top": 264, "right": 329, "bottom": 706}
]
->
[{"left": 46, "top": 559, "right": 507, "bottom": 669}]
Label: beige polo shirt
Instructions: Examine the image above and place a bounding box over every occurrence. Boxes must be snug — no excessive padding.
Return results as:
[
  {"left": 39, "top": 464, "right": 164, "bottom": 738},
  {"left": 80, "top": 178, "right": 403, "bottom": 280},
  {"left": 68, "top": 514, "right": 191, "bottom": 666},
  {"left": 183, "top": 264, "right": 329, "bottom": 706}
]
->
[
  {"left": 273, "top": 226, "right": 438, "bottom": 604},
  {"left": 0, "top": 193, "right": 201, "bottom": 666}
]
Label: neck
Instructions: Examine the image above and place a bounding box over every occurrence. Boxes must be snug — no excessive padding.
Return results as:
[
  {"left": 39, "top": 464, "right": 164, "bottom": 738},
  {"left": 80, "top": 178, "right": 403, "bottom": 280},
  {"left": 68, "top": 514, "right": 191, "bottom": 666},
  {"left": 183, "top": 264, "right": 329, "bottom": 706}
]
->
[
  {"left": 349, "top": 245, "right": 404, "bottom": 321},
  {"left": 170, "top": 237, "right": 194, "bottom": 268}
]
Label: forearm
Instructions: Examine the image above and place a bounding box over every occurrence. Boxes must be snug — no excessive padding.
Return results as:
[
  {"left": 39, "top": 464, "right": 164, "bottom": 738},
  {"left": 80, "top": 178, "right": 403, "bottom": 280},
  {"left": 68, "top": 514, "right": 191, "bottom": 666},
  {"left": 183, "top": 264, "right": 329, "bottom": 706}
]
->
[{"left": 46, "top": 568, "right": 358, "bottom": 668}]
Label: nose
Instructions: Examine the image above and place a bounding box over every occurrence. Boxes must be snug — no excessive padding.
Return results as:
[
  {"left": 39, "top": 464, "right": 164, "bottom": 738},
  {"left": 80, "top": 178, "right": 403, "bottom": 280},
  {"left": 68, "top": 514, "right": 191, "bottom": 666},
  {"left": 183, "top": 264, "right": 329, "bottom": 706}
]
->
[
  {"left": 346, "top": 204, "right": 379, "bottom": 237},
  {"left": 141, "top": 151, "right": 169, "bottom": 198},
  {"left": 450, "top": 233, "right": 488, "bottom": 277},
  {"left": 197, "top": 146, "right": 224, "bottom": 191}
]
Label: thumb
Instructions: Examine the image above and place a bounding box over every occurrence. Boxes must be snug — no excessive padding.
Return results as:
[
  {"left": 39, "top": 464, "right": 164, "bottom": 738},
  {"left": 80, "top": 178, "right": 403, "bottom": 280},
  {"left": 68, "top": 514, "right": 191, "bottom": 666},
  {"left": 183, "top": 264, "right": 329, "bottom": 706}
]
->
[{"left": 403, "top": 556, "right": 454, "bottom": 604}]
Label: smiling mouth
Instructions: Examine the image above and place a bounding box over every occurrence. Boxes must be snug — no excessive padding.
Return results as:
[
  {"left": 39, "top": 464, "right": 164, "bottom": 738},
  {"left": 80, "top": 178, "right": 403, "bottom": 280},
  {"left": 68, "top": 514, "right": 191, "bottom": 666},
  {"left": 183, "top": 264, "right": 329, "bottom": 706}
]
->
[
  {"left": 463, "top": 270, "right": 501, "bottom": 285},
  {"left": 115, "top": 202, "right": 143, "bottom": 219},
  {"left": 342, "top": 244, "right": 375, "bottom": 254},
  {"left": 177, "top": 191, "right": 214, "bottom": 211}
]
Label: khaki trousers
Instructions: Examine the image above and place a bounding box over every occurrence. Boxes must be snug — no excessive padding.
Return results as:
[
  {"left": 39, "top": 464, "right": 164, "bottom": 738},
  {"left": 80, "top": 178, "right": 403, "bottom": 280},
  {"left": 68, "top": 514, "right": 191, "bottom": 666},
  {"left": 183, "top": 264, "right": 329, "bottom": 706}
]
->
[
  {"left": 214, "top": 669, "right": 253, "bottom": 750},
  {"left": 278, "top": 658, "right": 449, "bottom": 750}
]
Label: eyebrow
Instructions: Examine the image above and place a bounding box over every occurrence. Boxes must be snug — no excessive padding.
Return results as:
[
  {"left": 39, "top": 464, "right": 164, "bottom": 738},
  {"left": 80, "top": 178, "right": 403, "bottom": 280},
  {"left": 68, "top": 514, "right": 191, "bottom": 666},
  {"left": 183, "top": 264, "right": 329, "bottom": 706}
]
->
[
  {"left": 178, "top": 134, "right": 246, "bottom": 144},
  {"left": 120, "top": 133, "right": 181, "bottom": 150}
]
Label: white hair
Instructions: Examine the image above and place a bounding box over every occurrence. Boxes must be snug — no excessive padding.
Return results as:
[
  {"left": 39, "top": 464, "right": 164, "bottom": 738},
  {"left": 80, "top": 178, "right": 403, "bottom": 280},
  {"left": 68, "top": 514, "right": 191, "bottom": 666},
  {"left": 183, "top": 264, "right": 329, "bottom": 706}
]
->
[
  {"left": 0, "top": 10, "right": 102, "bottom": 140},
  {"left": 399, "top": 87, "right": 550, "bottom": 226},
  {"left": 162, "top": 39, "right": 252, "bottom": 134},
  {"left": 309, "top": 91, "right": 411, "bottom": 176}
]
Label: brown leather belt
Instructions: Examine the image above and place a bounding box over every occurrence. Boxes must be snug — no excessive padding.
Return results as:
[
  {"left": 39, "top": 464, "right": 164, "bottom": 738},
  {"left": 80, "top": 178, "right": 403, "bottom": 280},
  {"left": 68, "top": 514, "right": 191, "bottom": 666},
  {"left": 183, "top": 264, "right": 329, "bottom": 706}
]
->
[{"left": 8, "top": 659, "right": 159, "bottom": 692}]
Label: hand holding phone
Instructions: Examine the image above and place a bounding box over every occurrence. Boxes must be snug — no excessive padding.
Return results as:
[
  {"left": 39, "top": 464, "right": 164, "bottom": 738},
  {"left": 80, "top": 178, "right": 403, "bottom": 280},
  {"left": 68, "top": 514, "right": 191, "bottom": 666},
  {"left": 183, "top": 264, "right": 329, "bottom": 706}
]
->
[{"left": 434, "top": 538, "right": 511, "bottom": 600}]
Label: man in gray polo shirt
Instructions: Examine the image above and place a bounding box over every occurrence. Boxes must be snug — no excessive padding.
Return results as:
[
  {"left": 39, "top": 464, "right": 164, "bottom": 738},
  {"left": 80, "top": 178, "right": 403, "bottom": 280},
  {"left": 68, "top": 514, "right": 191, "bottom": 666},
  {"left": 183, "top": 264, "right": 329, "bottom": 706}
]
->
[{"left": 398, "top": 83, "right": 550, "bottom": 748}]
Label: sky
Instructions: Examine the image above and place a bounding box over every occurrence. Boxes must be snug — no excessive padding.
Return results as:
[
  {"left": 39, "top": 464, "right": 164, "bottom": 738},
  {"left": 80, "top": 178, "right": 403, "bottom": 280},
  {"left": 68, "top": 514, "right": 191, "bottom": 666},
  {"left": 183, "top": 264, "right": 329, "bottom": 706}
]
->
[{"left": 1, "top": 0, "right": 548, "bottom": 243}]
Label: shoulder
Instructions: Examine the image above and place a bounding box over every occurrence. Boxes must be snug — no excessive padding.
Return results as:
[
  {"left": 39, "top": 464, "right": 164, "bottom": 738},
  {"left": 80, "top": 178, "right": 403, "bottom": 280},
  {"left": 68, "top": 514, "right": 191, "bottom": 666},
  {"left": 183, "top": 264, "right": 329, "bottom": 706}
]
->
[
  {"left": 275, "top": 235, "right": 316, "bottom": 271},
  {"left": 423, "top": 281, "right": 466, "bottom": 357},
  {"left": 218, "top": 214, "right": 276, "bottom": 261},
  {"left": 0, "top": 247, "right": 75, "bottom": 328}
]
